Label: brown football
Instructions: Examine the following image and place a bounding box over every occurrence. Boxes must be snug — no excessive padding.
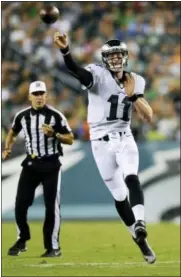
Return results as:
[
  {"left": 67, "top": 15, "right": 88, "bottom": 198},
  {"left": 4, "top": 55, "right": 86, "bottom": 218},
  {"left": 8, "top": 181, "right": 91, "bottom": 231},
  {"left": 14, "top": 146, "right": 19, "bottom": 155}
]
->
[{"left": 40, "top": 5, "right": 59, "bottom": 24}]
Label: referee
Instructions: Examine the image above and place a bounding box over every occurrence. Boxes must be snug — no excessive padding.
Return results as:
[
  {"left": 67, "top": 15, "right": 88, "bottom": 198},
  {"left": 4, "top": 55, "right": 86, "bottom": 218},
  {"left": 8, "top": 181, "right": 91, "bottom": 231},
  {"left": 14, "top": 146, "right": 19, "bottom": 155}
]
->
[{"left": 2, "top": 81, "right": 74, "bottom": 257}]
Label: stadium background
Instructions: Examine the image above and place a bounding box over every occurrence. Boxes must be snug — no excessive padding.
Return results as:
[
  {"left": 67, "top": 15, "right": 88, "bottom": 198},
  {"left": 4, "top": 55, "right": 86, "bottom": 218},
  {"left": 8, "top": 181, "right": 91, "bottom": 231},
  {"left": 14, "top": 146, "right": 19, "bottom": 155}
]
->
[{"left": 2, "top": 2, "right": 180, "bottom": 223}]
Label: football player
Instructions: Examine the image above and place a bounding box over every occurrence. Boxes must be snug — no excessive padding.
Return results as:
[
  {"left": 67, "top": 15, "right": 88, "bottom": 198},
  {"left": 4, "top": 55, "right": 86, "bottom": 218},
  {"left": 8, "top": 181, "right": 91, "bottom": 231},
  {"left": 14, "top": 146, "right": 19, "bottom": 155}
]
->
[{"left": 54, "top": 32, "right": 156, "bottom": 264}]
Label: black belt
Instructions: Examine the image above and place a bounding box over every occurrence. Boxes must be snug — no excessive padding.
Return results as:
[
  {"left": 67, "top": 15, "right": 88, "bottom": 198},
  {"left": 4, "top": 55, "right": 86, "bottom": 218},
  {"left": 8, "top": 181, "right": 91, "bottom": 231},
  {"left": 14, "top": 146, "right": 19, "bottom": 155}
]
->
[
  {"left": 27, "top": 153, "right": 59, "bottom": 161},
  {"left": 98, "top": 132, "right": 126, "bottom": 141}
]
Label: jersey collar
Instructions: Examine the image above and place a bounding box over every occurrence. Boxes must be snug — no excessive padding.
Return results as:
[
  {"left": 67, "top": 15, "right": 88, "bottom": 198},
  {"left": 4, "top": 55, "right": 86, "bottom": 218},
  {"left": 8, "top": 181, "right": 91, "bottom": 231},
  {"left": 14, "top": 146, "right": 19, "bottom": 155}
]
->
[{"left": 31, "top": 105, "right": 48, "bottom": 115}]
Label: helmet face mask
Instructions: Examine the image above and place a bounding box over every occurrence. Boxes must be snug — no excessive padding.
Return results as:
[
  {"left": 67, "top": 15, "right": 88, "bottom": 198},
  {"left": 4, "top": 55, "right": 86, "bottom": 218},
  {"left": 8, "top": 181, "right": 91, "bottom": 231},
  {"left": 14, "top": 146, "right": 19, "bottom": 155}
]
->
[{"left": 101, "top": 40, "right": 128, "bottom": 72}]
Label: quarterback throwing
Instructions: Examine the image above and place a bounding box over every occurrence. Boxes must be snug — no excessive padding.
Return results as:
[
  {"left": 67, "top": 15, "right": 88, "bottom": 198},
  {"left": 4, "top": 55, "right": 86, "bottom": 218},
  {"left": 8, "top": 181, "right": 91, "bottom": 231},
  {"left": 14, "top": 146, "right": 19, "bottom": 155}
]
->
[{"left": 54, "top": 32, "right": 156, "bottom": 264}]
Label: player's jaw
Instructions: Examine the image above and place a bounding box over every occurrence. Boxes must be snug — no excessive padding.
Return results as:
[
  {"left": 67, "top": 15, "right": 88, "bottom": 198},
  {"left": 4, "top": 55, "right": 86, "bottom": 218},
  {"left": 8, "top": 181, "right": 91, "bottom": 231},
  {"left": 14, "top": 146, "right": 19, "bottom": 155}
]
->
[{"left": 107, "top": 53, "right": 123, "bottom": 73}]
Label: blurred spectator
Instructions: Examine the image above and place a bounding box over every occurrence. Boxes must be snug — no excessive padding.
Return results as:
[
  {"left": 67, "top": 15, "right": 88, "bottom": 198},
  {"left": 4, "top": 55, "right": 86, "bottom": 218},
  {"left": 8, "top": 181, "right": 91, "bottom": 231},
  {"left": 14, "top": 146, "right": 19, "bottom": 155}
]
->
[{"left": 2, "top": 1, "right": 180, "bottom": 143}]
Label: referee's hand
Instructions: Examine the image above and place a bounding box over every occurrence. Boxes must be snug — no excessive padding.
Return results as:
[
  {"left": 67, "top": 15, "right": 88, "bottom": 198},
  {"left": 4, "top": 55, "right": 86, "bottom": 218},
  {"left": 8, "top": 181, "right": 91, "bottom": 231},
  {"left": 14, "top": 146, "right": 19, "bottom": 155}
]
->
[
  {"left": 2, "top": 149, "right": 11, "bottom": 160},
  {"left": 41, "top": 124, "right": 55, "bottom": 137}
]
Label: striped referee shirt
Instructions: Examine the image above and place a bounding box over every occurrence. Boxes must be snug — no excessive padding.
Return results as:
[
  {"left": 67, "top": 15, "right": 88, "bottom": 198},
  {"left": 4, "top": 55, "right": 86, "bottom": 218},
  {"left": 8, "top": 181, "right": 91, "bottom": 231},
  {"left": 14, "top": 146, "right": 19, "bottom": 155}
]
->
[{"left": 12, "top": 105, "right": 72, "bottom": 157}]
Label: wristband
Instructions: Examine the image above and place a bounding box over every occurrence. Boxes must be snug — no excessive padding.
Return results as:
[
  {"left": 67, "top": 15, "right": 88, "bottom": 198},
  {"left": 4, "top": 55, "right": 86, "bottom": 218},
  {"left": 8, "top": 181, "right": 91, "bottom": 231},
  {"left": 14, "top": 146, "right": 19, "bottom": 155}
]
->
[
  {"left": 129, "top": 94, "right": 138, "bottom": 103},
  {"left": 60, "top": 46, "right": 69, "bottom": 56}
]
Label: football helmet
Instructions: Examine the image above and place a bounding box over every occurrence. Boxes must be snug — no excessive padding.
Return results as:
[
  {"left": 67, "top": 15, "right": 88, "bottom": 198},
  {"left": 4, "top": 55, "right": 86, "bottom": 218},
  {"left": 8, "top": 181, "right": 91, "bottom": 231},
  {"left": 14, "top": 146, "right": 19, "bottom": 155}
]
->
[{"left": 101, "top": 39, "right": 128, "bottom": 72}]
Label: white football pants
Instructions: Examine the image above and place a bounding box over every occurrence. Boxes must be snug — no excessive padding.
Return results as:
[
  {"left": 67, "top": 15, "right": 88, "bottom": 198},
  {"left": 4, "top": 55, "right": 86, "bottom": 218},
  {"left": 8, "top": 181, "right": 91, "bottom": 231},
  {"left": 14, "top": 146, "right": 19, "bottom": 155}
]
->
[{"left": 91, "top": 131, "right": 139, "bottom": 201}]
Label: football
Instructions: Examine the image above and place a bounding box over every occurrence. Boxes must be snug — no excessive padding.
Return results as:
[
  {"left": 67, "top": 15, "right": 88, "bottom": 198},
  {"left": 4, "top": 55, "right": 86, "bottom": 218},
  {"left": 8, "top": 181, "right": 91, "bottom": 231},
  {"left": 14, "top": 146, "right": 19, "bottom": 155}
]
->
[{"left": 40, "top": 5, "right": 59, "bottom": 24}]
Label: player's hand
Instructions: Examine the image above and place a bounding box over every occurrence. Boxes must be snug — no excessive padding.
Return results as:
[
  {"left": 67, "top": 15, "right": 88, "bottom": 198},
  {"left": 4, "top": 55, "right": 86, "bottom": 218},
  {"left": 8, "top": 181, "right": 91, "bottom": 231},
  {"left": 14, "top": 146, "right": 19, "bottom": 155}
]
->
[
  {"left": 124, "top": 73, "right": 135, "bottom": 97},
  {"left": 2, "top": 148, "right": 11, "bottom": 160},
  {"left": 54, "top": 32, "right": 68, "bottom": 49},
  {"left": 41, "top": 124, "right": 55, "bottom": 137}
]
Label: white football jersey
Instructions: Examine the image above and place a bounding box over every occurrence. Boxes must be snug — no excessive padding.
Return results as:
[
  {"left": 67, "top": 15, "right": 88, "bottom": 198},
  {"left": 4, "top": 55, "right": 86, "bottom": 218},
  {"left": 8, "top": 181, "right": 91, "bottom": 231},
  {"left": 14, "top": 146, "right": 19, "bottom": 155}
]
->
[{"left": 82, "top": 64, "right": 145, "bottom": 140}]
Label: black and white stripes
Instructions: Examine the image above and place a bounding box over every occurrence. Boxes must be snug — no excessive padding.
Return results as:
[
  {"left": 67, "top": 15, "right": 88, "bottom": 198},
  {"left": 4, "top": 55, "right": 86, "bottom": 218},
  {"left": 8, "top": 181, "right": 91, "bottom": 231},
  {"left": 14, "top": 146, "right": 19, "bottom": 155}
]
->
[{"left": 12, "top": 105, "right": 71, "bottom": 157}]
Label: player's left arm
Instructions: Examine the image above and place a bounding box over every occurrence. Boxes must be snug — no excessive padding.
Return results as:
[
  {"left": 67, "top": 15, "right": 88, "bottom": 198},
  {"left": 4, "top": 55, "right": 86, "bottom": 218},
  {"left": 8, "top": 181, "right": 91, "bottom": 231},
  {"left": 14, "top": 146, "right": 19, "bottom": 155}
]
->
[
  {"left": 133, "top": 98, "right": 153, "bottom": 123},
  {"left": 124, "top": 73, "right": 153, "bottom": 123}
]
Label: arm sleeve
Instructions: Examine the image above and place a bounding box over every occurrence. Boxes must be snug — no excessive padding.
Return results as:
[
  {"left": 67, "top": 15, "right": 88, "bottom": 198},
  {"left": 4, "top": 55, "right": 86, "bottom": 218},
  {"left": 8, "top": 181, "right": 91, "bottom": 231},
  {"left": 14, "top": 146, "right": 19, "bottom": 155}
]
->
[
  {"left": 12, "top": 114, "right": 22, "bottom": 134},
  {"left": 60, "top": 47, "right": 93, "bottom": 88}
]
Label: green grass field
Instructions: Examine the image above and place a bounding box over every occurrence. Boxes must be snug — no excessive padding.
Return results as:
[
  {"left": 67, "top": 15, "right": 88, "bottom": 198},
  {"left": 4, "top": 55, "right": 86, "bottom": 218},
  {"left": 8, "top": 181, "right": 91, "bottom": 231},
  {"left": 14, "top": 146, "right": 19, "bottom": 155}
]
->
[{"left": 2, "top": 221, "right": 180, "bottom": 276}]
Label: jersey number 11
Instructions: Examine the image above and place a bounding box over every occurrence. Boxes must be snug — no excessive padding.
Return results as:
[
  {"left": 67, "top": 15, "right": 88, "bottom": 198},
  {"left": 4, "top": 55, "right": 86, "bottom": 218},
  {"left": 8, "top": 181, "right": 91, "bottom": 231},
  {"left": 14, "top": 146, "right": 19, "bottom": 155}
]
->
[{"left": 107, "top": 95, "right": 131, "bottom": 122}]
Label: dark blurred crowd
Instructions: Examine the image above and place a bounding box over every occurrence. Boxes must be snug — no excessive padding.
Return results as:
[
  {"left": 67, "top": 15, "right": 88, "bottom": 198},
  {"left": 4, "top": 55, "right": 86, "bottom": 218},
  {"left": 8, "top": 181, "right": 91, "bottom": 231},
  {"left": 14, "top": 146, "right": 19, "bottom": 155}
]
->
[{"left": 2, "top": 1, "right": 180, "bottom": 144}]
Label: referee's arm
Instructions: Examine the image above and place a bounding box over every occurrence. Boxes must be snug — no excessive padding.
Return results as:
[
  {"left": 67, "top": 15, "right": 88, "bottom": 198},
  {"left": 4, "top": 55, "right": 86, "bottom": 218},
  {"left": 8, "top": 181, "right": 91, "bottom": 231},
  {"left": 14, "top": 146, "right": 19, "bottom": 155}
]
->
[
  {"left": 42, "top": 114, "right": 74, "bottom": 145},
  {"left": 42, "top": 124, "right": 74, "bottom": 145},
  {"left": 55, "top": 113, "right": 74, "bottom": 145},
  {"left": 2, "top": 114, "right": 22, "bottom": 160},
  {"left": 55, "top": 132, "right": 74, "bottom": 145},
  {"left": 3, "top": 129, "right": 17, "bottom": 152}
]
